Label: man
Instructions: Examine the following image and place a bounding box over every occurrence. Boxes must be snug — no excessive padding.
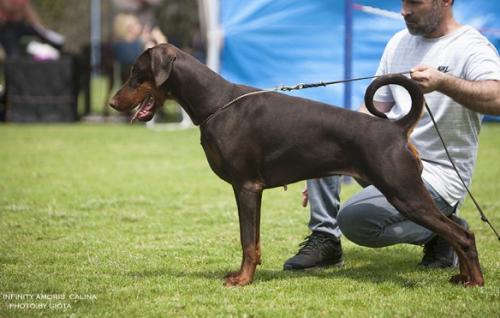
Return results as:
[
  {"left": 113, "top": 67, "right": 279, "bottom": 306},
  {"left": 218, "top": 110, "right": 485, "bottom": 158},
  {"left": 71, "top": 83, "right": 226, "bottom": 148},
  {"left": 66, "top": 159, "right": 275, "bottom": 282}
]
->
[{"left": 284, "top": 0, "right": 500, "bottom": 270}]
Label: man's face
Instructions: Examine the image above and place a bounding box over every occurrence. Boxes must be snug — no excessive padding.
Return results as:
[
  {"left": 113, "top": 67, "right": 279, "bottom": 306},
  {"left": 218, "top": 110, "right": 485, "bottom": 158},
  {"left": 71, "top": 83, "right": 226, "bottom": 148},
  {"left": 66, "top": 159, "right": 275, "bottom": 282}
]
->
[{"left": 401, "top": 0, "right": 444, "bottom": 37}]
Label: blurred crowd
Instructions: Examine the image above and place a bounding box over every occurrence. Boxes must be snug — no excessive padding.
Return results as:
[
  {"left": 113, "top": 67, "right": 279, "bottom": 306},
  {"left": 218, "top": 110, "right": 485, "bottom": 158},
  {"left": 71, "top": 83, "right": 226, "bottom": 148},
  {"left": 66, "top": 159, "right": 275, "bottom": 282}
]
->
[
  {"left": 0, "top": 0, "right": 205, "bottom": 120},
  {"left": 0, "top": 0, "right": 204, "bottom": 68}
]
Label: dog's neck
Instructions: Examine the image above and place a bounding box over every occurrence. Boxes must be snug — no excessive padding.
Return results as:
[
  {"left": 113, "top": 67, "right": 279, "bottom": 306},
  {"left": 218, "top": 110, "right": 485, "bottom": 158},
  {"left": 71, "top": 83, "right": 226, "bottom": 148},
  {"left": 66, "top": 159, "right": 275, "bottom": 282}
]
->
[{"left": 165, "top": 50, "right": 238, "bottom": 126}]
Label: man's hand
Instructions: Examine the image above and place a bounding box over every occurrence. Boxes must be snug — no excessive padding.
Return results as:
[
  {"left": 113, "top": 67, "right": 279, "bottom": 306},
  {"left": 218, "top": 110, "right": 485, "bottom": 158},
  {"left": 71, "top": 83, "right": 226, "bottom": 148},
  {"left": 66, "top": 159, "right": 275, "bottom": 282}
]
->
[
  {"left": 302, "top": 186, "right": 308, "bottom": 208},
  {"left": 411, "top": 65, "right": 500, "bottom": 115},
  {"left": 410, "top": 65, "right": 445, "bottom": 93}
]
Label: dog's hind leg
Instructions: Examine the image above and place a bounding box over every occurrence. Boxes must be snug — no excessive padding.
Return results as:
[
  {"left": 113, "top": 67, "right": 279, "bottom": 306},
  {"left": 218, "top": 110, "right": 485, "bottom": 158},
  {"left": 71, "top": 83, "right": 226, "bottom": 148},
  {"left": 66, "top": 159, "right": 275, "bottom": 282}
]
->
[
  {"left": 376, "top": 174, "right": 484, "bottom": 286},
  {"left": 224, "top": 182, "right": 263, "bottom": 287}
]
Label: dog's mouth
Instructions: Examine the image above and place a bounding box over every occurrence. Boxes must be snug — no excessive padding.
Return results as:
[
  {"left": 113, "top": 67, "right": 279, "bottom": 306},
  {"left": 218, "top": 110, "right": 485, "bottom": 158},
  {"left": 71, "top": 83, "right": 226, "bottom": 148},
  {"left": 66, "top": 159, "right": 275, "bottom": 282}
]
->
[{"left": 131, "top": 95, "right": 156, "bottom": 123}]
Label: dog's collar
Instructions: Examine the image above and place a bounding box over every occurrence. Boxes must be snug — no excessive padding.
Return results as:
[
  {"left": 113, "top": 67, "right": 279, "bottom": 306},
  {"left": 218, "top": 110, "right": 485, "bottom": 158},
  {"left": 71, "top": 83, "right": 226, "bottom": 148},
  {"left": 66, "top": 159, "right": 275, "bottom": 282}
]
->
[{"left": 200, "top": 90, "right": 274, "bottom": 127}]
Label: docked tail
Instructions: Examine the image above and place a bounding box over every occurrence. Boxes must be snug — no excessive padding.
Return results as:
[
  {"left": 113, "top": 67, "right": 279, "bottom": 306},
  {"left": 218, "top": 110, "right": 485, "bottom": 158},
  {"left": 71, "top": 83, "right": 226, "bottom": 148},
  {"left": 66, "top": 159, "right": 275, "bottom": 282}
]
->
[{"left": 364, "top": 74, "right": 424, "bottom": 134}]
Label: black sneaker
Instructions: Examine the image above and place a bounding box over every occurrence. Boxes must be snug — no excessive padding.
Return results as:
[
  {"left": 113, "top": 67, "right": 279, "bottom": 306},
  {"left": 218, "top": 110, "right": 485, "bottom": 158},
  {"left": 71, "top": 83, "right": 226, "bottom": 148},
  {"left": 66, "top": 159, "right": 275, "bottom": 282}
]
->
[
  {"left": 418, "top": 214, "right": 469, "bottom": 268},
  {"left": 283, "top": 231, "right": 344, "bottom": 270}
]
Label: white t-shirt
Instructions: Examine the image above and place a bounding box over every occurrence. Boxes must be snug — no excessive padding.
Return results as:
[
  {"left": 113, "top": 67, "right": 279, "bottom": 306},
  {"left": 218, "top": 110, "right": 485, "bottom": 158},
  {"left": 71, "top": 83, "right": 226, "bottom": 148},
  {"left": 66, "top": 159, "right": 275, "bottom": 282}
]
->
[{"left": 374, "top": 25, "right": 500, "bottom": 206}]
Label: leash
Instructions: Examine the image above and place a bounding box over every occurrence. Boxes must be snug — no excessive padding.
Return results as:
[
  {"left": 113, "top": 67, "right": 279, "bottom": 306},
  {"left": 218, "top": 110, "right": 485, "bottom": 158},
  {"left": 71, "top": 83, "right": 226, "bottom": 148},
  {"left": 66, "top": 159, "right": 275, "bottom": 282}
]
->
[
  {"left": 203, "top": 72, "right": 500, "bottom": 239},
  {"left": 201, "top": 90, "right": 274, "bottom": 126},
  {"left": 201, "top": 71, "right": 410, "bottom": 126},
  {"left": 274, "top": 71, "right": 410, "bottom": 91},
  {"left": 424, "top": 101, "right": 500, "bottom": 241}
]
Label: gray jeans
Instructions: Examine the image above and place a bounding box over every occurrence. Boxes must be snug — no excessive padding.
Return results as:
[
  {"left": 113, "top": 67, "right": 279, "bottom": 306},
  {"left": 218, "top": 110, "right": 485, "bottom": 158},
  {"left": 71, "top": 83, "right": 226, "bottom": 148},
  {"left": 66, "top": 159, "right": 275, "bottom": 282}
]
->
[{"left": 307, "top": 176, "right": 455, "bottom": 247}]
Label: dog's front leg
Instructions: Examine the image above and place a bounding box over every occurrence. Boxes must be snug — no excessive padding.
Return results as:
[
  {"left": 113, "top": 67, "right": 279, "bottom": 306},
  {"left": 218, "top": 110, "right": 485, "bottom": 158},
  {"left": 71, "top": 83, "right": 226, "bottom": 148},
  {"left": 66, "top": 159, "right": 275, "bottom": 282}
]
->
[{"left": 225, "top": 183, "right": 263, "bottom": 287}]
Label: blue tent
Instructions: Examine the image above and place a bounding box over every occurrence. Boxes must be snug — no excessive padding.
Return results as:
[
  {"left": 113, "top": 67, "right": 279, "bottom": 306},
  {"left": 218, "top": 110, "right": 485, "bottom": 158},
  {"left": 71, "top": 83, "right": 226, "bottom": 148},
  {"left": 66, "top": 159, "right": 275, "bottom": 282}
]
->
[{"left": 205, "top": 0, "right": 500, "bottom": 120}]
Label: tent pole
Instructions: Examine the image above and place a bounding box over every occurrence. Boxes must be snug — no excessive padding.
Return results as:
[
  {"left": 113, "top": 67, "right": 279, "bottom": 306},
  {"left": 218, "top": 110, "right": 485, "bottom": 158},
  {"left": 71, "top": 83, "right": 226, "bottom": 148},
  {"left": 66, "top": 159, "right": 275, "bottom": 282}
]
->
[{"left": 343, "top": 0, "right": 353, "bottom": 109}]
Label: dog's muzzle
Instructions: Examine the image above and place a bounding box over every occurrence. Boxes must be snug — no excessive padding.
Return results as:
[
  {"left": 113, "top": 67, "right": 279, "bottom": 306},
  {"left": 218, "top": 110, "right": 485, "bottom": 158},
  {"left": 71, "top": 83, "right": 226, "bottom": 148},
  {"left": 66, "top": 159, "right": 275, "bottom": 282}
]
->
[{"left": 130, "top": 95, "right": 156, "bottom": 123}]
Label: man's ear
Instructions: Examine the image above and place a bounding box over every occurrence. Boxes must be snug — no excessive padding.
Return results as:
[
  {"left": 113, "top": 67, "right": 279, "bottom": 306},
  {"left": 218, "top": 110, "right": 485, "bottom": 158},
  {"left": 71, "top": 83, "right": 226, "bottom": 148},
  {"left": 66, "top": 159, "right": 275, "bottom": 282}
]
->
[{"left": 149, "top": 44, "right": 176, "bottom": 87}]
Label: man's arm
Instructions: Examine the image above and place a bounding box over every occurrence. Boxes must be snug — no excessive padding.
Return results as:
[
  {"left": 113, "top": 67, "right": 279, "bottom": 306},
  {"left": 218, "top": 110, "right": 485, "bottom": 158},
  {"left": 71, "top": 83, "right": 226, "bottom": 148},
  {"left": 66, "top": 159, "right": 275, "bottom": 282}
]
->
[
  {"left": 24, "top": 1, "right": 44, "bottom": 29},
  {"left": 410, "top": 65, "right": 500, "bottom": 115}
]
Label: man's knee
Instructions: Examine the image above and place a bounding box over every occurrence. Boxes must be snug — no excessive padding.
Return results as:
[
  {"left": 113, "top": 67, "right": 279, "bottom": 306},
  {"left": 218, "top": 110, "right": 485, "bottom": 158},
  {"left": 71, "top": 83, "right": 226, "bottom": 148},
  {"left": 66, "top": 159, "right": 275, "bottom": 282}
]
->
[{"left": 337, "top": 203, "right": 385, "bottom": 248}]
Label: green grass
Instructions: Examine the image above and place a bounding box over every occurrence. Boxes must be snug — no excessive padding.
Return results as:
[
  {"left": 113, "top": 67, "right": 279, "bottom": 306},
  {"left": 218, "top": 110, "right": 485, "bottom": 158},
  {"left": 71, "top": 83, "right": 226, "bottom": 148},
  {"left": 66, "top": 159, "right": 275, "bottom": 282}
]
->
[{"left": 0, "top": 123, "right": 499, "bottom": 317}]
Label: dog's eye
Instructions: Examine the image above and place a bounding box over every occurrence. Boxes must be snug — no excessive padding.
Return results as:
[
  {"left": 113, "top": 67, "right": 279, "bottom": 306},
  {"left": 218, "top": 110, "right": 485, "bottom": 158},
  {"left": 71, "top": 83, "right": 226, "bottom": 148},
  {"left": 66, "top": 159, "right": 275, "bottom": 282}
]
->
[
  {"left": 129, "top": 76, "right": 141, "bottom": 88},
  {"left": 129, "top": 78, "right": 138, "bottom": 88}
]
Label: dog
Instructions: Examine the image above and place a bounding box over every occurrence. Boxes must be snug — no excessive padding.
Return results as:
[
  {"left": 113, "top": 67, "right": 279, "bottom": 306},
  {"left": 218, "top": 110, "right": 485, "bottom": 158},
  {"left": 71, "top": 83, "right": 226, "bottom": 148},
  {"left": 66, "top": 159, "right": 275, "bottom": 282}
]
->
[{"left": 109, "top": 43, "right": 484, "bottom": 287}]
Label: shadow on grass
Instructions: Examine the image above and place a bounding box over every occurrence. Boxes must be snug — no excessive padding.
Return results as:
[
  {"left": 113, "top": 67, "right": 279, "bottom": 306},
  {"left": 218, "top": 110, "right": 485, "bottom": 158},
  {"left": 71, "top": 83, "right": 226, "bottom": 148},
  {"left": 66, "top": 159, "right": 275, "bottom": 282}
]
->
[{"left": 125, "top": 248, "right": 458, "bottom": 288}]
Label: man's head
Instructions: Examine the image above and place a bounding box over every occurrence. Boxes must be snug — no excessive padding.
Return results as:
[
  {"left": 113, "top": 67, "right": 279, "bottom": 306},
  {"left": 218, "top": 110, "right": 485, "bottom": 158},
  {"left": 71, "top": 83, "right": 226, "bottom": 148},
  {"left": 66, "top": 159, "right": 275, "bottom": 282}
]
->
[{"left": 401, "top": 0, "right": 455, "bottom": 38}]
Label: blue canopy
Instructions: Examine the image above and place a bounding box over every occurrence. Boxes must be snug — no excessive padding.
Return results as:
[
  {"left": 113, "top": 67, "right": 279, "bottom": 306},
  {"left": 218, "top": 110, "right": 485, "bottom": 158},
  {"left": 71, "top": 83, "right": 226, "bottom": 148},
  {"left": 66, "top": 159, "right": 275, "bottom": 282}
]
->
[{"left": 218, "top": 0, "right": 500, "bottom": 119}]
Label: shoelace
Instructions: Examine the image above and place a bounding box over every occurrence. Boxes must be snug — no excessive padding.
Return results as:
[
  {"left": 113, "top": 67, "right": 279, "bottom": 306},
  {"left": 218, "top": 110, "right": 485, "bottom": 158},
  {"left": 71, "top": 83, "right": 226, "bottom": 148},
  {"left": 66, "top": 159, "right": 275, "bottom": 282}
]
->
[{"left": 297, "top": 234, "right": 332, "bottom": 255}]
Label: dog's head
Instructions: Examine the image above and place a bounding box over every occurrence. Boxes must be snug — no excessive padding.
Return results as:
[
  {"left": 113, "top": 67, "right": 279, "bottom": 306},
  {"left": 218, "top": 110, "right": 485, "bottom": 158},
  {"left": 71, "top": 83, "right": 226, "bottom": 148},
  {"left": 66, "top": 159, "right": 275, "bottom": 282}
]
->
[{"left": 109, "top": 44, "right": 176, "bottom": 122}]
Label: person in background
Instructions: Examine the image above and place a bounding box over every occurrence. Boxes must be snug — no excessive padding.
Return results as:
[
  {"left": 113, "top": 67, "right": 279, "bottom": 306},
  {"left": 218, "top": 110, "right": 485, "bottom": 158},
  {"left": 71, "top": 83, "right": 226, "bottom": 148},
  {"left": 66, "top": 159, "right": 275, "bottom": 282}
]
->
[
  {"left": 0, "top": 0, "right": 64, "bottom": 121},
  {"left": 112, "top": 0, "right": 161, "bottom": 33},
  {"left": 0, "top": 0, "right": 64, "bottom": 56},
  {"left": 111, "top": 0, "right": 165, "bottom": 82},
  {"left": 112, "top": 13, "right": 145, "bottom": 78}
]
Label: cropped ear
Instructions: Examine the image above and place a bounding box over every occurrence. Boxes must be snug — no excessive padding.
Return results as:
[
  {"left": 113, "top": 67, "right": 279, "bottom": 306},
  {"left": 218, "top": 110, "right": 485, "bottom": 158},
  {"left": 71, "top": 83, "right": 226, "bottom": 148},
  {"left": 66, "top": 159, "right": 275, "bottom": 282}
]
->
[{"left": 149, "top": 44, "right": 176, "bottom": 87}]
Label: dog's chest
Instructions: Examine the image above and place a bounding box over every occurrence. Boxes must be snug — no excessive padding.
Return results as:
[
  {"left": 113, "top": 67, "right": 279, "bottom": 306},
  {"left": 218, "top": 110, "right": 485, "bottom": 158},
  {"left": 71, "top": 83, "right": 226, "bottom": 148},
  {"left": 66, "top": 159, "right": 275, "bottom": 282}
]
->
[{"left": 200, "top": 136, "right": 231, "bottom": 182}]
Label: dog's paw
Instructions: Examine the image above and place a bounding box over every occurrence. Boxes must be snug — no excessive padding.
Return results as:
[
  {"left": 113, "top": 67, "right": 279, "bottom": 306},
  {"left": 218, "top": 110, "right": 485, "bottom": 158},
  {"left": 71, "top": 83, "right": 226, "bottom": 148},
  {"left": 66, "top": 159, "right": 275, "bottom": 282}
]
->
[
  {"left": 464, "top": 277, "right": 485, "bottom": 287},
  {"left": 450, "top": 274, "right": 484, "bottom": 287},
  {"left": 449, "top": 274, "right": 468, "bottom": 285},
  {"left": 449, "top": 274, "right": 466, "bottom": 285},
  {"left": 223, "top": 272, "right": 251, "bottom": 287}
]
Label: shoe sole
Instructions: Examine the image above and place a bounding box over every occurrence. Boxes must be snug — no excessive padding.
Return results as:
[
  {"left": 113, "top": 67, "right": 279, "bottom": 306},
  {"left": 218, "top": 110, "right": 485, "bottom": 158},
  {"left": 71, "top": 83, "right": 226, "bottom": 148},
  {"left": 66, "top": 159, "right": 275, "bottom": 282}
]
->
[
  {"left": 418, "top": 261, "right": 457, "bottom": 269},
  {"left": 284, "top": 259, "right": 344, "bottom": 271}
]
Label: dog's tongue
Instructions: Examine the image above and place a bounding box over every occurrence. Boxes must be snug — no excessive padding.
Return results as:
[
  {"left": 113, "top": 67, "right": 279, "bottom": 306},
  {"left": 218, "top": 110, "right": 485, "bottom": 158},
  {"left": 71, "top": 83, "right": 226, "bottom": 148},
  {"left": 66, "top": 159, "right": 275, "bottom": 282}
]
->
[{"left": 131, "top": 96, "right": 156, "bottom": 123}]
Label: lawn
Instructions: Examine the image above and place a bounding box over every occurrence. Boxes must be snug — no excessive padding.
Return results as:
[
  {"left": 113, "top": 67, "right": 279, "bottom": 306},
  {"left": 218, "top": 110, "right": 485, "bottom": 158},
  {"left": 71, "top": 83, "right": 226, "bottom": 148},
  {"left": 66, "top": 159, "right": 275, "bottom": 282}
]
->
[{"left": 0, "top": 123, "right": 499, "bottom": 317}]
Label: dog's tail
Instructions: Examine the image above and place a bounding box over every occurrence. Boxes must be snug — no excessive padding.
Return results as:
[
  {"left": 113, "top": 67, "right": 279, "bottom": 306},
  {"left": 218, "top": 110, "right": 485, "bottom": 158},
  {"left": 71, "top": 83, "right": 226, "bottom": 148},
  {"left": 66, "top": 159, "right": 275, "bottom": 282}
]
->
[{"left": 364, "top": 74, "right": 424, "bottom": 134}]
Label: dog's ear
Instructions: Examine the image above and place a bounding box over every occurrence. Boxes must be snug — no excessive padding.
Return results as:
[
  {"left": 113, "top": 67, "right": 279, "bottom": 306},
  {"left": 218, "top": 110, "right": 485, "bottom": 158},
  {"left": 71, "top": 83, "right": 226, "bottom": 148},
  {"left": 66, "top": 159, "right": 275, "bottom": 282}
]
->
[{"left": 149, "top": 44, "right": 176, "bottom": 87}]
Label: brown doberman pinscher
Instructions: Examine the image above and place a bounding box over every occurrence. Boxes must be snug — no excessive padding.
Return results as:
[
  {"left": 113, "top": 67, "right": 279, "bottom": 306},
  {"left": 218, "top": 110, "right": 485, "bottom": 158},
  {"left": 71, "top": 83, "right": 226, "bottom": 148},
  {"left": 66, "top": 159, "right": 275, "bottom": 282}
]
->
[{"left": 109, "top": 43, "right": 484, "bottom": 287}]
